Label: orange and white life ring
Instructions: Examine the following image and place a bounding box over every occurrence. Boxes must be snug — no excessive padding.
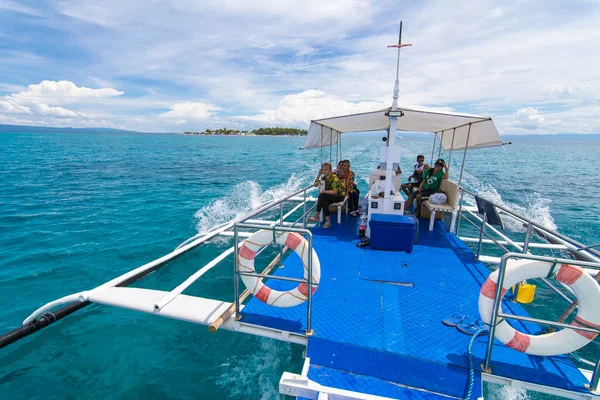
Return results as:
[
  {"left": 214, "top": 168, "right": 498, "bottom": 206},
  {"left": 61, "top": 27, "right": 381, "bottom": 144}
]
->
[
  {"left": 238, "top": 230, "right": 320, "bottom": 308},
  {"left": 479, "top": 259, "right": 600, "bottom": 356}
]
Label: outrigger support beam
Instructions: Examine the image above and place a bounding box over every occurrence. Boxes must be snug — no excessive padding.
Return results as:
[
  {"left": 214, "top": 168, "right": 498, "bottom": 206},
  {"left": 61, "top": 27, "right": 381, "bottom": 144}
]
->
[
  {"left": 0, "top": 249, "right": 180, "bottom": 349},
  {"left": 0, "top": 301, "right": 90, "bottom": 349}
]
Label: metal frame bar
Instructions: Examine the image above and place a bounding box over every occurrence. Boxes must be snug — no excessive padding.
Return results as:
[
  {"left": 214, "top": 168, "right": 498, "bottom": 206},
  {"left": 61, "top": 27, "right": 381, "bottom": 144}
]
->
[
  {"left": 483, "top": 252, "right": 600, "bottom": 391},
  {"left": 457, "top": 123, "right": 471, "bottom": 187},
  {"left": 15, "top": 183, "right": 318, "bottom": 344},
  {"left": 430, "top": 132, "right": 437, "bottom": 165},
  {"left": 329, "top": 128, "right": 333, "bottom": 164},
  {"left": 460, "top": 188, "right": 600, "bottom": 262},
  {"left": 320, "top": 126, "right": 323, "bottom": 165},
  {"left": 437, "top": 130, "right": 444, "bottom": 160},
  {"left": 233, "top": 222, "right": 315, "bottom": 335},
  {"left": 448, "top": 128, "right": 456, "bottom": 174}
]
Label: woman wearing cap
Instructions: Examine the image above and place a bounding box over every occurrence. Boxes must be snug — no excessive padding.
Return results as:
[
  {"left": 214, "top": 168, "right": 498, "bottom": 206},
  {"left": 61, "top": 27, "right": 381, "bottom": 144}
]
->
[
  {"left": 308, "top": 162, "right": 346, "bottom": 228},
  {"left": 337, "top": 160, "right": 361, "bottom": 216},
  {"left": 404, "top": 159, "right": 449, "bottom": 217}
]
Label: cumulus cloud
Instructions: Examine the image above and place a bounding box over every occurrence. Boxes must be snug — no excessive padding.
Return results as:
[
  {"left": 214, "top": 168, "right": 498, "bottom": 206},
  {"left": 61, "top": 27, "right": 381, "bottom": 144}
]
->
[
  {"left": 0, "top": 98, "right": 32, "bottom": 114},
  {"left": 30, "top": 102, "right": 79, "bottom": 117},
  {"left": 515, "top": 107, "right": 545, "bottom": 129},
  {"left": 2, "top": 1, "right": 600, "bottom": 133},
  {"left": 236, "top": 89, "right": 387, "bottom": 126},
  {"left": 513, "top": 107, "right": 563, "bottom": 131},
  {"left": 159, "top": 102, "right": 221, "bottom": 120},
  {"left": 0, "top": 80, "right": 123, "bottom": 122},
  {"left": 13, "top": 80, "right": 124, "bottom": 103}
]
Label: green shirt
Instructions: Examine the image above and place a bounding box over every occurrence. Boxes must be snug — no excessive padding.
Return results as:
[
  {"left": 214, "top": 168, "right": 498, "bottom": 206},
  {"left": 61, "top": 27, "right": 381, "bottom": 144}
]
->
[
  {"left": 324, "top": 174, "right": 346, "bottom": 196},
  {"left": 422, "top": 168, "right": 445, "bottom": 191}
]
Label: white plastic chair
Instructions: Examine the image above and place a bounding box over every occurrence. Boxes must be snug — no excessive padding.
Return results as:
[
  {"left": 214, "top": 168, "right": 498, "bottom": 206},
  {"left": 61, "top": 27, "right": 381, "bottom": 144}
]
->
[{"left": 318, "top": 181, "right": 348, "bottom": 224}]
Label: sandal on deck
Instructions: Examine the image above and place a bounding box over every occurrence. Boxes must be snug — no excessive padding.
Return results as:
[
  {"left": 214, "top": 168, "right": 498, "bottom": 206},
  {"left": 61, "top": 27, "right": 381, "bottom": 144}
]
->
[
  {"left": 356, "top": 238, "right": 370, "bottom": 247},
  {"left": 307, "top": 216, "right": 319, "bottom": 222},
  {"left": 322, "top": 221, "right": 331, "bottom": 229},
  {"left": 442, "top": 314, "right": 469, "bottom": 327},
  {"left": 457, "top": 319, "right": 487, "bottom": 336}
]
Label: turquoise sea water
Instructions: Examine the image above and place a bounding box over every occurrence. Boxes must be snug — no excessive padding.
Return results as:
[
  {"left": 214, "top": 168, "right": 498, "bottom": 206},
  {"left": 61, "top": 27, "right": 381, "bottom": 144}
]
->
[{"left": 1, "top": 132, "right": 599, "bottom": 399}]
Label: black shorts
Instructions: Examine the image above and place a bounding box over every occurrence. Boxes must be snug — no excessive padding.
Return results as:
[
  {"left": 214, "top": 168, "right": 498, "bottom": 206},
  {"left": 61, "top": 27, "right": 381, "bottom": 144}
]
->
[{"left": 409, "top": 188, "right": 436, "bottom": 199}]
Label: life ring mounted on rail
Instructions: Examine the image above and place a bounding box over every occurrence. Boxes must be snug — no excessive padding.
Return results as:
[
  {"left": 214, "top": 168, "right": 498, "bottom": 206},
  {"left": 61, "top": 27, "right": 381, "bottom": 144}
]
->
[
  {"left": 479, "top": 259, "right": 600, "bottom": 357},
  {"left": 238, "top": 230, "right": 321, "bottom": 308}
]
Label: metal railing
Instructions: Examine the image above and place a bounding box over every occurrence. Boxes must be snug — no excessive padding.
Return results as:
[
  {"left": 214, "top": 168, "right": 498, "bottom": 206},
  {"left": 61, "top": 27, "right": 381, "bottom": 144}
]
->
[
  {"left": 1, "top": 183, "right": 319, "bottom": 348},
  {"left": 482, "top": 253, "right": 600, "bottom": 392},
  {"left": 457, "top": 188, "right": 600, "bottom": 263},
  {"left": 454, "top": 188, "right": 600, "bottom": 392},
  {"left": 457, "top": 187, "right": 600, "bottom": 309},
  {"left": 233, "top": 223, "right": 315, "bottom": 335},
  {"left": 229, "top": 183, "right": 319, "bottom": 336}
]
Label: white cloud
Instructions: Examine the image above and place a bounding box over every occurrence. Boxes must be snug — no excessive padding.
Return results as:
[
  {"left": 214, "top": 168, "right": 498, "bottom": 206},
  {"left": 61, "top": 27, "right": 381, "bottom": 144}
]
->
[
  {"left": 0, "top": 98, "right": 32, "bottom": 114},
  {"left": 0, "top": 80, "right": 121, "bottom": 123},
  {"left": 236, "top": 89, "right": 387, "bottom": 126},
  {"left": 0, "top": 0, "right": 43, "bottom": 16},
  {"left": 13, "top": 80, "right": 124, "bottom": 103},
  {"left": 159, "top": 102, "right": 220, "bottom": 120},
  {"left": 515, "top": 107, "right": 546, "bottom": 130},
  {"left": 2, "top": 1, "right": 600, "bottom": 134},
  {"left": 30, "top": 102, "right": 79, "bottom": 117},
  {"left": 247, "top": 35, "right": 275, "bottom": 50},
  {"left": 513, "top": 107, "right": 563, "bottom": 131},
  {"left": 294, "top": 47, "right": 318, "bottom": 58}
]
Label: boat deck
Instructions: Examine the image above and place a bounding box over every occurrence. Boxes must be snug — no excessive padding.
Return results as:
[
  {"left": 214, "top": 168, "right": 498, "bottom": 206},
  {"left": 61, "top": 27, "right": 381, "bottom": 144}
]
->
[{"left": 241, "top": 215, "right": 591, "bottom": 398}]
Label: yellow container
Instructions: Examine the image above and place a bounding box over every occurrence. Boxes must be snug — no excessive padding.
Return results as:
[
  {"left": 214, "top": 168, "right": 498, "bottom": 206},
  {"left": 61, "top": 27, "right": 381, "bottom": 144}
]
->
[{"left": 516, "top": 282, "right": 536, "bottom": 304}]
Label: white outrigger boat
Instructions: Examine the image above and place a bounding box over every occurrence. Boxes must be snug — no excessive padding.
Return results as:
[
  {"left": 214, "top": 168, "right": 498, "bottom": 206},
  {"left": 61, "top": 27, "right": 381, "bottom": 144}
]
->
[{"left": 2, "top": 24, "right": 600, "bottom": 399}]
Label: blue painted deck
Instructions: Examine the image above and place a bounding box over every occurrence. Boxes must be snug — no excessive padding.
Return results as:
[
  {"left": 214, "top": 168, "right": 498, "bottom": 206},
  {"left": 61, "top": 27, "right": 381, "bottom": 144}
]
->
[{"left": 241, "top": 215, "right": 591, "bottom": 399}]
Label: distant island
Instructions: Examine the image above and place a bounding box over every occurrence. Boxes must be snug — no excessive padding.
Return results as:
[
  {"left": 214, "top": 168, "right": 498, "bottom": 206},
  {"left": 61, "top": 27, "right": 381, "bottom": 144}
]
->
[
  {"left": 2, "top": 124, "right": 598, "bottom": 142},
  {"left": 0, "top": 124, "right": 137, "bottom": 134},
  {"left": 184, "top": 127, "right": 308, "bottom": 136}
]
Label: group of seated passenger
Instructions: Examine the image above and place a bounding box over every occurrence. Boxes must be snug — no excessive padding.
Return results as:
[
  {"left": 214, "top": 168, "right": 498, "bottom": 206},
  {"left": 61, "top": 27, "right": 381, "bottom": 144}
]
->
[
  {"left": 308, "top": 159, "right": 360, "bottom": 228},
  {"left": 401, "top": 154, "right": 428, "bottom": 196},
  {"left": 308, "top": 155, "right": 449, "bottom": 227},
  {"left": 404, "top": 158, "right": 449, "bottom": 217}
]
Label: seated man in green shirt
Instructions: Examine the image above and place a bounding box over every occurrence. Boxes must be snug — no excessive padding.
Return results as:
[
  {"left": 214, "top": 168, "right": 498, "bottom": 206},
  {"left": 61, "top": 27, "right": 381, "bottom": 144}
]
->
[{"left": 404, "top": 159, "right": 449, "bottom": 217}]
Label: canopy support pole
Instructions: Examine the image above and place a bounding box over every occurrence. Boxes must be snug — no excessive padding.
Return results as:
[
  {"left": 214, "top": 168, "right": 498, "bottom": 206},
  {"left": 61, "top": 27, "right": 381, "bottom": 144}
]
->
[
  {"left": 340, "top": 133, "right": 343, "bottom": 162},
  {"left": 448, "top": 128, "right": 456, "bottom": 175},
  {"left": 431, "top": 133, "right": 438, "bottom": 164},
  {"left": 336, "top": 131, "right": 339, "bottom": 164},
  {"left": 458, "top": 123, "right": 472, "bottom": 187},
  {"left": 437, "top": 130, "right": 444, "bottom": 160},
  {"left": 329, "top": 128, "right": 332, "bottom": 165},
  {"left": 320, "top": 126, "right": 323, "bottom": 166}
]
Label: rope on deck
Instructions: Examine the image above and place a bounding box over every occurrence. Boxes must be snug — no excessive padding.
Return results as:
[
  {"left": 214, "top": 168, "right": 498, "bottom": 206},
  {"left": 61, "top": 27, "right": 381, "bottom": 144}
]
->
[{"left": 465, "top": 327, "right": 489, "bottom": 400}]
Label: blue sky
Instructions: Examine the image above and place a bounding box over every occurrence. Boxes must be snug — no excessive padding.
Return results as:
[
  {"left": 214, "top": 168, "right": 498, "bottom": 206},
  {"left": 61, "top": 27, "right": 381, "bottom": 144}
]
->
[{"left": 0, "top": 0, "right": 599, "bottom": 134}]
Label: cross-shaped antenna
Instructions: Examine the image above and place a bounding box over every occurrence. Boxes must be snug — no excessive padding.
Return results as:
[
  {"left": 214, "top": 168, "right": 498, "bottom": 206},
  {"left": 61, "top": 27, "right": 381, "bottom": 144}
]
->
[{"left": 388, "top": 21, "right": 412, "bottom": 109}]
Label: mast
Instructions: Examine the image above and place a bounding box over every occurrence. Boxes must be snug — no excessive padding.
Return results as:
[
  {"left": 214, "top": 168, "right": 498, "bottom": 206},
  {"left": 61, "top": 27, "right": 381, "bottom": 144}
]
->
[
  {"left": 382, "top": 21, "right": 412, "bottom": 207},
  {"left": 392, "top": 21, "right": 402, "bottom": 109}
]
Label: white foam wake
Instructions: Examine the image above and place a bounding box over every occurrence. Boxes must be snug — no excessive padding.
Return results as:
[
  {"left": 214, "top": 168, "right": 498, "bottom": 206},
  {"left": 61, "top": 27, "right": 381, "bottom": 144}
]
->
[
  {"left": 215, "top": 338, "right": 292, "bottom": 399},
  {"left": 485, "top": 382, "right": 531, "bottom": 400},
  {"left": 194, "top": 173, "right": 310, "bottom": 233},
  {"left": 461, "top": 171, "right": 557, "bottom": 233}
]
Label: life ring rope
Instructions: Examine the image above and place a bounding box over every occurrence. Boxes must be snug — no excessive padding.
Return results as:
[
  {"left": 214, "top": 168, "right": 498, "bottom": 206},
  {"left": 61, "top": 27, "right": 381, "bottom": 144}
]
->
[
  {"left": 238, "top": 229, "right": 321, "bottom": 308},
  {"left": 479, "top": 259, "right": 600, "bottom": 356}
]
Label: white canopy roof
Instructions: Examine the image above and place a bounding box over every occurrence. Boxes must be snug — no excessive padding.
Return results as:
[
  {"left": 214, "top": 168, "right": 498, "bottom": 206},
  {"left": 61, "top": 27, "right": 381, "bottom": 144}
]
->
[{"left": 303, "top": 106, "right": 503, "bottom": 151}]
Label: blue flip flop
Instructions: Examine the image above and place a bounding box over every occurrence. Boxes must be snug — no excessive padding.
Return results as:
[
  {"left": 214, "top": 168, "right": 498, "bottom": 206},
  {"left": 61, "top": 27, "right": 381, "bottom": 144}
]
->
[
  {"left": 457, "top": 319, "right": 487, "bottom": 336},
  {"left": 442, "top": 314, "right": 469, "bottom": 327}
]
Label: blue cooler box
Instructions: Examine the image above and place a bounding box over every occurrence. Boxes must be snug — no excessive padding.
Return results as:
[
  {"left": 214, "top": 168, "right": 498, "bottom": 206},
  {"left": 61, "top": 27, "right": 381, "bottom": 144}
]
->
[{"left": 369, "top": 214, "right": 416, "bottom": 252}]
